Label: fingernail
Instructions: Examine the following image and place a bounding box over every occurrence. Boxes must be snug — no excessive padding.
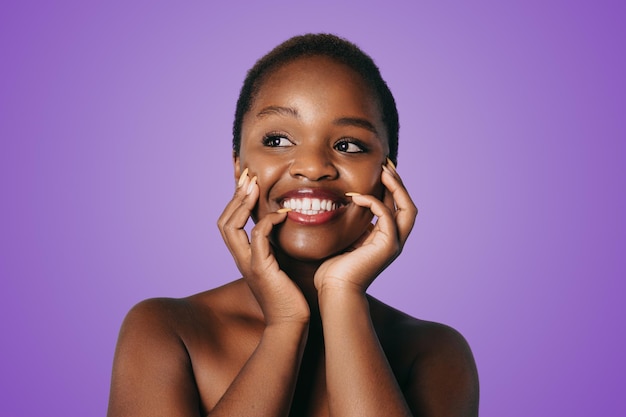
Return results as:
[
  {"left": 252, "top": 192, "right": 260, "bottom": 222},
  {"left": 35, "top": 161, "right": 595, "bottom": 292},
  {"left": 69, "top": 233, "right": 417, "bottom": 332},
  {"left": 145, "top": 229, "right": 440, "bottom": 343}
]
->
[
  {"left": 277, "top": 207, "right": 292, "bottom": 213},
  {"left": 345, "top": 192, "right": 361, "bottom": 197},
  {"left": 246, "top": 176, "right": 257, "bottom": 195},
  {"left": 237, "top": 168, "right": 249, "bottom": 188},
  {"left": 382, "top": 164, "right": 392, "bottom": 174},
  {"left": 386, "top": 157, "right": 397, "bottom": 172}
]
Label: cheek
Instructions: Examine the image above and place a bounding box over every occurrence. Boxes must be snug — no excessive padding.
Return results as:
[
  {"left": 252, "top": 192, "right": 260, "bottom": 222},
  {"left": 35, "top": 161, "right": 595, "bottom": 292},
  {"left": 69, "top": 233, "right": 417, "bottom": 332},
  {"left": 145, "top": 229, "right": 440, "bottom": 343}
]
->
[
  {"left": 252, "top": 165, "right": 284, "bottom": 197},
  {"left": 346, "top": 166, "right": 384, "bottom": 198},
  {"left": 240, "top": 151, "right": 285, "bottom": 181},
  {"left": 245, "top": 160, "right": 288, "bottom": 221}
]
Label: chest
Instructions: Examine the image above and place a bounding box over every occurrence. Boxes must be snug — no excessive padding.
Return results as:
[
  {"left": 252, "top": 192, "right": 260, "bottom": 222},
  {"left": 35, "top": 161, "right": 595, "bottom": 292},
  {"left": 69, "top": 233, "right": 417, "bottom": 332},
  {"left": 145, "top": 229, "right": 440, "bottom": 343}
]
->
[{"left": 186, "top": 327, "right": 330, "bottom": 416}]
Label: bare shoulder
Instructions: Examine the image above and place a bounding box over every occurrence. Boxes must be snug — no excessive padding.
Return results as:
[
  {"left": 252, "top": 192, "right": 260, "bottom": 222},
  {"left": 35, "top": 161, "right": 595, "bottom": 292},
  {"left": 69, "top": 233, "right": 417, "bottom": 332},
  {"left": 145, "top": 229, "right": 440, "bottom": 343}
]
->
[
  {"left": 121, "top": 296, "right": 193, "bottom": 333},
  {"left": 115, "top": 292, "right": 215, "bottom": 346},
  {"left": 368, "top": 297, "right": 475, "bottom": 358},
  {"left": 118, "top": 279, "right": 259, "bottom": 339},
  {"left": 369, "top": 297, "right": 479, "bottom": 417},
  {"left": 108, "top": 280, "right": 259, "bottom": 417},
  {"left": 108, "top": 297, "right": 199, "bottom": 417}
]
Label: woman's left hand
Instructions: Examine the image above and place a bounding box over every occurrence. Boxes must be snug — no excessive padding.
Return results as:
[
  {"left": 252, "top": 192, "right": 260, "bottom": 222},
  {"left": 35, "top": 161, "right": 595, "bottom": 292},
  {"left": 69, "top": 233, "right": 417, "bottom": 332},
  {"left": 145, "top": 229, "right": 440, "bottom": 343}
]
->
[{"left": 314, "top": 161, "right": 418, "bottom": 295}]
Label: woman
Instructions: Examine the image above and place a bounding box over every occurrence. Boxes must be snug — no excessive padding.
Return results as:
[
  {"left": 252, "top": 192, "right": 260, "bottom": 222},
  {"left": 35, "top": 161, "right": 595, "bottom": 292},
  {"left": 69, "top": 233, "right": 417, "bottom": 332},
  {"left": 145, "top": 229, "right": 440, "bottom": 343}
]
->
[{"left": 107, "top": 33, "right": 479, "bottom": 417}]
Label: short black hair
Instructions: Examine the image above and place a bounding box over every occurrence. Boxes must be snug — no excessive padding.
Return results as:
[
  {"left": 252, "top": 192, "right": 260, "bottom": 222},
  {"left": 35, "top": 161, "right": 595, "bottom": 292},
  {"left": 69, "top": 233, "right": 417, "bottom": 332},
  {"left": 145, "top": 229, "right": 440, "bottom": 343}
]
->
[{"left": 232, "top": 33, "right": 400, "bottom": 165}]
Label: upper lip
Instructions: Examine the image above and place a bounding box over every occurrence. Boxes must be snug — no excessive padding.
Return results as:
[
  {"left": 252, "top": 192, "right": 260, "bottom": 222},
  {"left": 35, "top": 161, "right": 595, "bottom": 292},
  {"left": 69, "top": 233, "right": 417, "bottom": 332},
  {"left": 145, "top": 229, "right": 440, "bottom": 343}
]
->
[{"left": 276, "top": 188, "right": 348, "bottom": 206}]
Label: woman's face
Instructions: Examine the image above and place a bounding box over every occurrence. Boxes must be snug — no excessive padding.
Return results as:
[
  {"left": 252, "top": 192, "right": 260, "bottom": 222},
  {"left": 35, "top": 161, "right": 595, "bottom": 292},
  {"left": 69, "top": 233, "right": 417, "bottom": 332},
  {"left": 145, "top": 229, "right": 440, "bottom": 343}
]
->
[{"left": 236, "top": 56, "right": 389, "bottom": 261}]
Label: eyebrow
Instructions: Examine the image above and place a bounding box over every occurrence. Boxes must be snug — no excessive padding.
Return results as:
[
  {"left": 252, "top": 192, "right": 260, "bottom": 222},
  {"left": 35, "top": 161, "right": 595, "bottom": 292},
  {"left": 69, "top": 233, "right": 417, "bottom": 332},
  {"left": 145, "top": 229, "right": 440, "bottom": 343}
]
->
[
  {"left": 256, "top": 106, "right": 378, "bottom": 135},
  {"left": 256, "top": 106, "right": 300, "bottom": 119},
  {"left": 333, "top": 117, "right": 378, "bottom": 135}
]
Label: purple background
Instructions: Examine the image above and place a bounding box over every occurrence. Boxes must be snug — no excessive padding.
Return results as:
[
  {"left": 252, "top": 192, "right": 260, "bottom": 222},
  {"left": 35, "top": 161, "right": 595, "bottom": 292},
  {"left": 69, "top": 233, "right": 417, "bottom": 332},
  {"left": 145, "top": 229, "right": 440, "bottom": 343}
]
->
[{"left": 1, "top": 1, "right": 624, "bottom": 416}]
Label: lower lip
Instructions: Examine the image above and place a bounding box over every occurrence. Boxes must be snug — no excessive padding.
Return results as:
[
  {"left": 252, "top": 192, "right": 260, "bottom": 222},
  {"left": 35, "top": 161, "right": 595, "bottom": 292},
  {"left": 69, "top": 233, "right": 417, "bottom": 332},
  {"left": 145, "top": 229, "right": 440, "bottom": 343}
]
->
[{"left": 286, "top": 207, "right": 344, "bottom": 225}]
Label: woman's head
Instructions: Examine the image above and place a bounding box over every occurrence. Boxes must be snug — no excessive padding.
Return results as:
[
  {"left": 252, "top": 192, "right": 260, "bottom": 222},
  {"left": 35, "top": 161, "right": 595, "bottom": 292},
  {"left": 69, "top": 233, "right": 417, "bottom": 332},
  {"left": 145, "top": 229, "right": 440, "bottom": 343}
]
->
[
  {"left": 233, "top": 33, "right": 399, "bottom": 165},
  {"left": 232, "top": 34, "right": 398, "bottom": 261}
]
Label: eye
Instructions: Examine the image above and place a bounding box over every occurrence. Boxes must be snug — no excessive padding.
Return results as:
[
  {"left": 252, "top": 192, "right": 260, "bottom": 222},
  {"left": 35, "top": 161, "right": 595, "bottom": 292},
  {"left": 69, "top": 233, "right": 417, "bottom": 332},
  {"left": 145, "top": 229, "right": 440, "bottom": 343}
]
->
[
  {"left": 262, "top": 134, "right": 293, "bottom": 147},
  {"left": 334, "top": 139, "right": 366, "bottom": 153}
]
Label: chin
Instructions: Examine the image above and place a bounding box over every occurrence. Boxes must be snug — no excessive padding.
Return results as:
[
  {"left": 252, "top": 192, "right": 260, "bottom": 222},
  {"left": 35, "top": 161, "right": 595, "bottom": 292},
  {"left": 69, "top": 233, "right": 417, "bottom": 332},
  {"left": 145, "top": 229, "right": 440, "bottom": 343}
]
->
[
  {"left": 272, "top": 228, "right": 344, "bottom": 263},
  {"left": 277, "top": 243, "right": 338, "bottom": 263}
]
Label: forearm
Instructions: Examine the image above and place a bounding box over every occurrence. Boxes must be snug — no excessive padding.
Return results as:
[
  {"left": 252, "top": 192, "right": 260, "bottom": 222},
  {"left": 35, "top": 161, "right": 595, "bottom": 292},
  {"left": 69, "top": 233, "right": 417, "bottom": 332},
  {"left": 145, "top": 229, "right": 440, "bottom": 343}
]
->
[
  {"left": 208, "top": 322, "right": 308, "bottom": 417},
  {"left": 319, "top": 288, "right": 412, "bottom": 417}
]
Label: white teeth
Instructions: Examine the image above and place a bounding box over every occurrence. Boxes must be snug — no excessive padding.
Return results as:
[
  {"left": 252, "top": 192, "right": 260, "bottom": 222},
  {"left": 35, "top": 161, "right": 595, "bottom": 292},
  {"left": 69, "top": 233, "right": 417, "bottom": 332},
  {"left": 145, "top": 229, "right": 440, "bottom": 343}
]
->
[{"left": 281, "top": 198, "right": 340, "bottom": 214}]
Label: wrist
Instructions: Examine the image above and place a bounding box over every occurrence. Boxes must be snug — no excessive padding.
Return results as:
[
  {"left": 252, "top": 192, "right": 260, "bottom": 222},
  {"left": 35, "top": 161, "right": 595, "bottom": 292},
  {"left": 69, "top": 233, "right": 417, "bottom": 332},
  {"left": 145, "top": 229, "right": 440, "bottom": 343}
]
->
[
  {"left": 265, "top": 311, "right": 311, "bottom": 330},
  {"left": 261, "top": 321, "right": 310, "bottom": 356},
  {"left": 317, "top": 283, "right": 369, "bottom": 313},
  {"left": 317, "top": 279, "right": 367, "bottom": 299},
  {"left": 264, "top": 320, "right": 310, "bottom": 340}
]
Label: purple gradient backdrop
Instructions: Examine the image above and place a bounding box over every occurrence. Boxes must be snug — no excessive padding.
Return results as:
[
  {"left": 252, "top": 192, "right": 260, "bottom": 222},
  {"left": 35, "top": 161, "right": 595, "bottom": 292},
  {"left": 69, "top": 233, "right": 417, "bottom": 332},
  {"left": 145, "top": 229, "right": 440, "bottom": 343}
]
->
[{"left": 1, "top": 1, "right": 624, "bottom": 415}]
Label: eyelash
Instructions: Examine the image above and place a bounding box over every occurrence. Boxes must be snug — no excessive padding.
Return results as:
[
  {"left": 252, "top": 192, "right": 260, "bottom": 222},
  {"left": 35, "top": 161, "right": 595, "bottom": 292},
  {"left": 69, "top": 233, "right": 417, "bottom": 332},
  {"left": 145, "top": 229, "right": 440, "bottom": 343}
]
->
[
  {"left": 261, "top": 133, "right": 368, "bottom": 154},
  {"left": 262, "top": 133, "right": 293, "bottom": 147},
  {"left": 334, "top": 138, "right": 367, "bottom": 153}
]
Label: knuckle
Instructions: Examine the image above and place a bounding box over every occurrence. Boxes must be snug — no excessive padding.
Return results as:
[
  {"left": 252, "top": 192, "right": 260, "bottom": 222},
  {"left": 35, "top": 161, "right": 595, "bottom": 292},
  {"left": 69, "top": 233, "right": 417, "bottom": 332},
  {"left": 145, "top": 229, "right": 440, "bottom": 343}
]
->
[
  {"left": 222, "top": 221, "right": 238, "bottom": 235},
  {"left": 250, "top": 225, "right": 263, "bottom": 239}
]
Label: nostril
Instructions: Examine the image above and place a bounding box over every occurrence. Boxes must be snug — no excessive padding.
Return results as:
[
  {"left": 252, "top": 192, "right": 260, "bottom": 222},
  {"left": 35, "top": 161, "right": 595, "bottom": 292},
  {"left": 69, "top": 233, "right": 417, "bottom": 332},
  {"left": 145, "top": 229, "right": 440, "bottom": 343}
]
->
[{"left": 289, "top": 155, "right": 339, "bottom": 181}]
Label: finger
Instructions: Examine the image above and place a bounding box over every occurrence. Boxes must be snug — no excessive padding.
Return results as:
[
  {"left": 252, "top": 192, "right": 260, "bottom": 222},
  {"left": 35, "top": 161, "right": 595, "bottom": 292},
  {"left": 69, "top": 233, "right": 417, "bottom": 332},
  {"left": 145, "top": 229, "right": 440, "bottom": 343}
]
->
[
  {"left": 222, "top": 176, "right": 258, "bottom": 242},
  {"left": 217, "top": 169, "right": 251, "bottom": 235},
  {"left": 250, "top": 210, "right": 289, "bottom": 273},
  {"left": 221, "top": 177, "right": 259, "bottom": 266},
  {"left": 219, "top": 174, "right": 258, "bottom": 237},
  {"left": 346, "top": 193, "right": 396, "bottom": 242},
  {"left": 385, "top": 157, "right": 406, "bottom": 186},
  {"left": 381, "top": 167, "right": 418, "bottom": 244},
  {"left": 383, "top": 182, "right": 396, "bottom": 213}
]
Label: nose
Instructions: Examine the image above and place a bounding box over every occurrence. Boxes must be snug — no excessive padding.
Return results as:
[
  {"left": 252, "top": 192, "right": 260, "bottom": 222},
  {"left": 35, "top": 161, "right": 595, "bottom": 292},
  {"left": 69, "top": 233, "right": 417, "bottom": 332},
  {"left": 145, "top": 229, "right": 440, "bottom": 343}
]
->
[{"left": 289, "top": 146, "right": 338, "bottom": 181}]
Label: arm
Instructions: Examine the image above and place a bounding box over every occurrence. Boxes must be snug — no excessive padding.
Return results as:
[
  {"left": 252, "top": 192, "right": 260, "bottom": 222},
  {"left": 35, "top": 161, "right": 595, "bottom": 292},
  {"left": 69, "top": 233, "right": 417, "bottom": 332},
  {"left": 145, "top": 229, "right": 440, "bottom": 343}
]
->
[
  {"left": 107, "top": 299, "right": 309, "bottom": 417},
  {"left": 108, "top": 172, "right": 310, "bottom": 417},
  {"left": 209, "top": 322, "right": 308, "bottom": 417},
  {"left": 316, "top": 161, "right": 478, "bottom": 416},
  {"left": 319, "top": 288, "right": 412, "bottom": 417},
  {"left": 212, "top": 170, "right": 310, "bottom": 416},
  {"left": 314, "top": 161, "right": 417, "bottom": 417},
  {"left": 320, "top": 291, "right": 479, "bottom": 417}
]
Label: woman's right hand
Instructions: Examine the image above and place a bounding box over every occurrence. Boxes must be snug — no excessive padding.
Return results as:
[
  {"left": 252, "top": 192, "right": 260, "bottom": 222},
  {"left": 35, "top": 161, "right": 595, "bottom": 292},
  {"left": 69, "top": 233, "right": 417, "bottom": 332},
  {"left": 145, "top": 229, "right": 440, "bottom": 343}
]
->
[{"left": 217, "top": 169, "right": 310, "bottom": 326}]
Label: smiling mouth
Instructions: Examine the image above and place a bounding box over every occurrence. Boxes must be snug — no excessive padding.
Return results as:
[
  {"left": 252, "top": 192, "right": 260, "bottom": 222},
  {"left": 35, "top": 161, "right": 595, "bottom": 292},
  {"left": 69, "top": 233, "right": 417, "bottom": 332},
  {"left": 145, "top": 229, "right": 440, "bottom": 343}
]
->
[{"left": 281, "top": 197, "right": 342, "bottom": 215}]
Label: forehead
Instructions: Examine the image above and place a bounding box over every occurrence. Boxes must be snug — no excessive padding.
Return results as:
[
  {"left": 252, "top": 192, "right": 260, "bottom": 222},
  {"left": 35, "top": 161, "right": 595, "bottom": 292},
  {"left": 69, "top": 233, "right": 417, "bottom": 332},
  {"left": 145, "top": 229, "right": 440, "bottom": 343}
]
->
[{"left": 249, "top": 56, "right": 382, "bottom": 120}]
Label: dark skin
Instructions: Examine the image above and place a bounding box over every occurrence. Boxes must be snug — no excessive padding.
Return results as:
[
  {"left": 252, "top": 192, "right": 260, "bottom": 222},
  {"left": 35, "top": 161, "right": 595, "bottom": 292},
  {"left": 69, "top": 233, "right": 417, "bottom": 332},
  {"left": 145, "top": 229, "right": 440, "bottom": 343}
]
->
[{"left": 107, "top": 56, "right": 479, "bottom": 417}]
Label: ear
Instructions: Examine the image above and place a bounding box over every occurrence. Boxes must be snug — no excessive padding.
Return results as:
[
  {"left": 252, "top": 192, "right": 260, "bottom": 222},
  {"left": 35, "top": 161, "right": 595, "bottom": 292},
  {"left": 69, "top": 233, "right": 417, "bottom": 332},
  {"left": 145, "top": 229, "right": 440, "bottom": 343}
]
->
[{"left": 233, "top": 151, "right": 241, "bottom": 182}]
